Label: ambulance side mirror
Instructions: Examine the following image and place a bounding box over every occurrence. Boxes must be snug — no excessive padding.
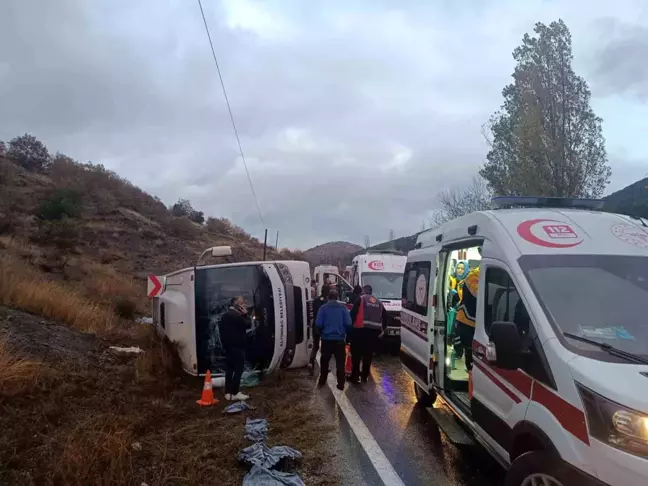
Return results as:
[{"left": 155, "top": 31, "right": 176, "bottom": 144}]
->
[{"left": 490, "top": 321, "right": 521, "bottom": 370}]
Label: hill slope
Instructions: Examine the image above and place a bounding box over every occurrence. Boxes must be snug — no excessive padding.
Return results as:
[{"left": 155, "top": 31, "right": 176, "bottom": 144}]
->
[
  {"left": 604, "top": 177, "right": 648, "bottom": 218},
  {"left": 303, "top": 241, "right": 363, "bottom": 267},
  {"left": 0, "top": 151, "right": 302, "bottom": 313}
]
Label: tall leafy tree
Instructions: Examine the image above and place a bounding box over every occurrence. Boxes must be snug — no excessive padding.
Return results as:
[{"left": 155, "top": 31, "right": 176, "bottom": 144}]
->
[{"left": 481, "top": 20, "right": 611, "bottom": 198}]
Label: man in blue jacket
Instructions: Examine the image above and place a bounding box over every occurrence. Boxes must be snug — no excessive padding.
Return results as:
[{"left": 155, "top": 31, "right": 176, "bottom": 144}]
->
[{"left": 316, "top": 289, "right": 352, "bottom": 390}]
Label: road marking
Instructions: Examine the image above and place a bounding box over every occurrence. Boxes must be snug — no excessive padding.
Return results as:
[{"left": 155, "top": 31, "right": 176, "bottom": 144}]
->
[{"left": 318, "top": 356, "right": 406, "bottom": 486}]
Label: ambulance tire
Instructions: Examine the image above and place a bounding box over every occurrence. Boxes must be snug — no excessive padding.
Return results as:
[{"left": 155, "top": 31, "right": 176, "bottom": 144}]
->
[
  {"left": 414, "top": 382, "right": 436, "bottom": 407},
  {"left": 505, "top": 451, "right": 569, "bottom": 486}
]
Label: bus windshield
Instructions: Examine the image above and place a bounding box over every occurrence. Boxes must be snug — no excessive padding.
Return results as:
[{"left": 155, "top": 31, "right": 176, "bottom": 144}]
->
[{"left": 361, "top": 272, "right": 403, "bottom": 300}]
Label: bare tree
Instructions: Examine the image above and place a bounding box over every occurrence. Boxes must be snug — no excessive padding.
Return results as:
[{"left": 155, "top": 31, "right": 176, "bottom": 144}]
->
[{"left": 430, "top": 176, "right": 492, "bottom": 227}]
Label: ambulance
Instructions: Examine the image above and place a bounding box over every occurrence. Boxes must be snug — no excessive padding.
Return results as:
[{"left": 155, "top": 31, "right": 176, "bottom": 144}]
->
[
  {"left": 150, "top": 246, "right": 313, "bottom": 378},
  {"left": 400, "top": 197, "right": 648, "bottom": 486},
  {"left": 313, "top": 264, "right": 353, "bottom": 300},
  {"left": 349, "top": 250, "right": 406, "bottom": 342}
]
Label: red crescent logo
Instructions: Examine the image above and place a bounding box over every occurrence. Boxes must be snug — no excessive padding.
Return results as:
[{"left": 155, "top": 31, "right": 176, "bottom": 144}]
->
[{"left": 516, "top": 219, "right": 583, "bottom": 248}]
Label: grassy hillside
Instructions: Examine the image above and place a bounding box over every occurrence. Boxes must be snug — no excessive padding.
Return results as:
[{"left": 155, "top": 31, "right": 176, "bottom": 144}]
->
[
  {"left": 604, "top": 176, "right": 648, "bottom": 218},
  {"left": 0, "top": 136, "right": 333, "bottom": 485},
  {"left": 0, "top": 140, "right": 303, "bottom": 316}
]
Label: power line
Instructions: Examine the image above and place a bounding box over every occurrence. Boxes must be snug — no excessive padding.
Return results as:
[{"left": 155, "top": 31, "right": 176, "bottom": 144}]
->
[{"left": 197, "top": 0, "right": 265, "bottom": 228}]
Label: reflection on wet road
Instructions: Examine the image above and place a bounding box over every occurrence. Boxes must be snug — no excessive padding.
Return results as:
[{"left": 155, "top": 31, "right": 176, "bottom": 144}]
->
[{"left": 317, "top": 353, "right": 506, "bottom": 486}]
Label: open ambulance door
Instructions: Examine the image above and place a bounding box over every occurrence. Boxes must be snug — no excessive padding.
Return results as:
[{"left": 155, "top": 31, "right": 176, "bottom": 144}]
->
[{"left": 400, "top": 253, "right": 437, "bottom": 393}]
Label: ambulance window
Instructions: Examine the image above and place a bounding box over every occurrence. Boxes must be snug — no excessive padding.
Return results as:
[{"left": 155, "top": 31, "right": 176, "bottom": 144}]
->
[{"left": 403, "top": 261, "right": 431, "bottom": 316}]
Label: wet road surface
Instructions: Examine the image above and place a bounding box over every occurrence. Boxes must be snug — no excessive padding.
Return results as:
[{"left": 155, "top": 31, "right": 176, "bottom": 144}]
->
[{"left": 315, "top": 353, "right": 506, "bottom": 486}]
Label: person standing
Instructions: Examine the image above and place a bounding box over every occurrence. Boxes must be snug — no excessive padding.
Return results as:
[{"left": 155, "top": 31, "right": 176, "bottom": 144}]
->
[
  {"left": 219, "top": 296, "right": 251, "bottom": 401},
  {"left": 316, "top": 289, "right": 352, "bottom": 390},
  {"left": 308, "top": 284, "right": 330, "bottom": 374},
  {"left": 348, "top": 285, "right": 387, "bottom": 383},
  {"left": 455, "top": 248, "right": 482, "bottom": 373}
]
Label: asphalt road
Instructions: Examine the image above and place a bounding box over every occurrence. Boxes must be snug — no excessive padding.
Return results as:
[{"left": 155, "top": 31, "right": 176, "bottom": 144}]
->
[{"left": 316, "top": 353, "right": 506, "bottom": 486}]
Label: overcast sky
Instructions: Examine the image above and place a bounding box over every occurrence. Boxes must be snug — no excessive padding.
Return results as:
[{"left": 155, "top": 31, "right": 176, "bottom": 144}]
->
[{"left": 2, "top": 0, "right": 648, "bottom": 249}]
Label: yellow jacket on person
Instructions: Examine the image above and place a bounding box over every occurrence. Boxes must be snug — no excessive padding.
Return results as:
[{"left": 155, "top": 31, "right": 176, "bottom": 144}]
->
[{"left": 456, "top": 267, "right": 479, "bottom": 328}]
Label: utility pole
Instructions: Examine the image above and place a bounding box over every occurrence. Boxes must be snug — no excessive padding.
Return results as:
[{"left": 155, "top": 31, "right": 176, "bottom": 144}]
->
[
  {"left": 364, "top": 235, "right": 370, "bottom": 249},
  {"left": 275, "top": 230, "right": 279, "bottom": 250},
  {"left": 388, "top": 229, "right": 394, "bottom": 241},
  {"left": 262, "top": 229, "right": 268, "bottom": 260}
]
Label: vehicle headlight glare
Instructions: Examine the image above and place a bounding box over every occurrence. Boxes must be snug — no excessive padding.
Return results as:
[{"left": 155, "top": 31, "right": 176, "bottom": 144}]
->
[{"left": 577, "top": 383, "right": 648, "bottom": 459}]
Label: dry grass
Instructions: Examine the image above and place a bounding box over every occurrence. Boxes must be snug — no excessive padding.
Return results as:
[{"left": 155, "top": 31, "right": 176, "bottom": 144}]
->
[
  {"left": 0, "top": 255, "right": 123, "bottom": 337},
  {"left": 0, "top": 336, "right": 41, "bottom": 397}
]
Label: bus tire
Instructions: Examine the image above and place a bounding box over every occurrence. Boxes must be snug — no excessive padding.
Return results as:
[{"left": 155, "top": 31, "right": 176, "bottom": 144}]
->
[
  {"left": 414, "top": 382, "right": 436, "bottom": 407},
  {"left": 505, "top": 451, "right": 570, "bottom": 486}
]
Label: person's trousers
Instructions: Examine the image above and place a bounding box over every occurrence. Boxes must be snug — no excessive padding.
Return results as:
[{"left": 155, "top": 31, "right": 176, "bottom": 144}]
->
[
  {"left": 225, "top": 348, "right": 245, "bottom": 395},
  {"left": 318, "top": 340, "right": 346, "bottom": 386},
  {"left": 309, "top": 326, "right": 321, "bottom": 364},
  {"left": 456, "top": 321, "right": 475, "bottom": 371},
  {"left": 350, "top": 329, "right": 379, "bottom": 381}
]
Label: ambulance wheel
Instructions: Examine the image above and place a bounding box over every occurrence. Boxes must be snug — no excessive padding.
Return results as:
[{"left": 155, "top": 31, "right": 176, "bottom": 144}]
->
[
  {"left": 414, "top": 382, "right": 436, "bottom": 407},
  {"left": 505, "top": 451, "right": 569, "bottom": 486}
]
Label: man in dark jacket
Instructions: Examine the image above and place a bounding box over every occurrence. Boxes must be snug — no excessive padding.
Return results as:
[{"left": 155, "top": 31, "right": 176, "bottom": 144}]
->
[
  {"left": 316, "top": 289, "right": 352, "bottom": 390},
  {"left": 219, "top": 296, "right": 251, "bottom": 401},
  {"left": 308, "top": 284, "right": 330, "bottom": 374},
  {"left": 349, "top": 285, "right": 387, "bottom": 383}
]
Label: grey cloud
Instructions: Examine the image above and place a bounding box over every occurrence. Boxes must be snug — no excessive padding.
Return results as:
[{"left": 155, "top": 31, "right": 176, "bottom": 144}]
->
[
  {"left": 589, "top": 19, "right": 648, "bottom": 99},
  {"left": 1, "top": 1, "right": 642, "bottom": 249}
]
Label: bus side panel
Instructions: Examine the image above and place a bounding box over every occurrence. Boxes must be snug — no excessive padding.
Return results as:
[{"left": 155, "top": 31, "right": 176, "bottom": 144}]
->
[{"left": 262, "top": 264, "right": 289, "bottom": 372}]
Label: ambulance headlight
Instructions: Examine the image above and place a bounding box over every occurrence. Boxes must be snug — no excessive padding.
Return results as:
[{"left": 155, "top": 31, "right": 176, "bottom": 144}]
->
[{"left": 577, "top": 383, "right": 648, "bottom": 458}]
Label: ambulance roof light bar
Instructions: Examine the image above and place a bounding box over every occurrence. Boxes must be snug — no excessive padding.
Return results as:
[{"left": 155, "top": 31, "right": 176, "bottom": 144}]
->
[
  {"left": 365, "top": 249, "right": 405, "bottom": 256},
  {"left": 491, "top": 196, "right": 605, "bottom": 211}
]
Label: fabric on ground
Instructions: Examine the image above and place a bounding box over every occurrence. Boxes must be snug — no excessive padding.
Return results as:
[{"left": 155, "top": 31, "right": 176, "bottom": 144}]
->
[
  {"left": 245, "top": 418, "right": 269, "bottom": 442},
  {"left": 224, "top": 401, "right": 255, "bottom": 414},
  {"left": 238, "top": 442, "right": 302, "bottom": 469},
  {"left": 242, "top": 465, "right": 305, "bottom": 486}
]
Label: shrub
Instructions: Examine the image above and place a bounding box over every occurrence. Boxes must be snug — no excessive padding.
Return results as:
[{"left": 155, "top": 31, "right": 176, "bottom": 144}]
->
[
  {"left": 0, "top": 141, "right": 6, "bottom": 157},
  {"left": 170, "top": 198, "right": 193, "bottom": 217},
  {"left": 39, "top": 188, "right": 83, "bottom": 221},
  {"left": 113, "top": 298, "right": 136, "bottom": 320},
  {"left": 189, "top": 210, "right": 205, "bottom": 224},
  {"left": 0, "top": 336, "right": 41, "bottom": 397},
  {"left": 167, "top": 217, "right": 199, "bottom": 238},
  {"left": 7, "top": 134, "right": 51, "bottom": 172},
  {"left": 33, "top": 218, "right": 80, "bottom": 252}
]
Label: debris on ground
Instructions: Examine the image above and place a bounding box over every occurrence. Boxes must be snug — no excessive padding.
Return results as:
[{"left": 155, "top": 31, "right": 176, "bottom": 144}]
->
[
  {"left": 225, "top": 401, "right": 255, "bottom": 414},
  {"left": 245, "top": 418, "right": 270, "bottom": 442},
  {"left": 135, "top": 317, "right": 153, "bottom": 324},
  {"left": 242, "top": 465, "right": 306, "bottom": 486},
  {"left": 239, "top": 443, "right": 303, "bottom": 469},
  {"left": 108, "top": 345, "right": 144, "bottom": 356}
]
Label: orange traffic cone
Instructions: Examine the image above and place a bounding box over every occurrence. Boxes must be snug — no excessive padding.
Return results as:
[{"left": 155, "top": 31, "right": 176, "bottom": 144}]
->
[
  {"left": 344, "top": 345, "right": 352, "bottom": 376},
  {"left": 196, "top": 370, "right": 219, "bottom": 406}
]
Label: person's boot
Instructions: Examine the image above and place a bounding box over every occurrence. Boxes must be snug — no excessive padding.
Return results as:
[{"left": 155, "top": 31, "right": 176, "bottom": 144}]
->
[
  {"left": 336, "top": 382, "right": 344, "bottom": 391},
  {"left": 308, "top": 360, "right": 315, "bottom": 376}
]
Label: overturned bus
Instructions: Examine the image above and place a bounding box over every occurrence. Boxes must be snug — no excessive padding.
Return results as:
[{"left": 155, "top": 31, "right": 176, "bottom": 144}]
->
[{"left": 150, "top": 246, "right": 313, "bottom": 377}]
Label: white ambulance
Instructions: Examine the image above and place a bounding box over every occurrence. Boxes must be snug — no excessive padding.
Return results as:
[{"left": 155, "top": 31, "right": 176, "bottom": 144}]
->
[
  {"left": 400, "top": 197, "right": 648, "bottom": 486},
  {"left": 349, "top": 250, "right": 407, "bottom": 342},
  {"left": 150, "top": 246, "right": 313, "bottom": 377}
]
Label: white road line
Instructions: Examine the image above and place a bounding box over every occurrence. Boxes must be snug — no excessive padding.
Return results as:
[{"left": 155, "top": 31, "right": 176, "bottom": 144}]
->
[{"left": 317, "top": 356, "right": 406, "bottom": 486}]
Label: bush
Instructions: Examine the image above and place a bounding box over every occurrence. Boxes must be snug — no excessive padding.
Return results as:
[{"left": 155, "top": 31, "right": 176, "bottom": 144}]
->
[
  {"left": 0, "top": 141, "right": 6, "bottom": 157},
  {"left": 189, "top": 210, "right": 205, "bottom": 224},
  {"left": 167, "top": 217, "right": 199, "bottom": 238},
  {"left": 113, "top": 298, "right": 137, "bottom": 320},
  {"left": 7, "top": 134, "right": 51, "bottom": 172},
  {"left": 170, "top": 198, "right": 193, "bottom": 217},
  {"left": 33, "top": 218, "right": 80, "bottom": 251},
  {"left": 39, "top": 188, "right": 83, "bottom": 220}
]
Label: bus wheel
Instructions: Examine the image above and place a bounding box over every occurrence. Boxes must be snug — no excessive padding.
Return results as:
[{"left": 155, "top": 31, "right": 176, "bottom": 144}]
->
[
  {"left": 414, "top": 382, "right": 436, "bottom": 407},
  {"left": 505, "top": 451, "right": 568, "bottom": 486}
]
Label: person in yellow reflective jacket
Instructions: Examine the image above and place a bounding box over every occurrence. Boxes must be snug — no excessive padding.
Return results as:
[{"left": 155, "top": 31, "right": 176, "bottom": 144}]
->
[{"left": 455, "top": 249, "right": 482, "bottom": 371}]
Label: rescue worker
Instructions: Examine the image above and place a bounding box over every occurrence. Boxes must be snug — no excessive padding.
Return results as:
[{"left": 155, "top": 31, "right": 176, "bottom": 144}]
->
[
  {"left": 219, "top": 296, "right": 251, "bottom": 401},
  {"left": 316, "top": 289, "right": 352, "bottom": 390},
  {"left": 348, "top": 285, "right": 388, "bottom": 384},
  {"left": 455, "top": 248, "right": 482, "bottom": 372},
  {"left": 448, "top": 260, "right": 469, "bottom": 308},
  {"left": 308, "top": 284, "right": 330, "bottom": 375}
]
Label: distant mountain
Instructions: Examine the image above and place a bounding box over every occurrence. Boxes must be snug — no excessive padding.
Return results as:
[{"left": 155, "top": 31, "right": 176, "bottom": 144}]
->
[
  {"left": 303, "top": 241, "right": 363, "bottom": 267},
  {"left": 604, "top": 176, "right": 648, "bottom": 218}
]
